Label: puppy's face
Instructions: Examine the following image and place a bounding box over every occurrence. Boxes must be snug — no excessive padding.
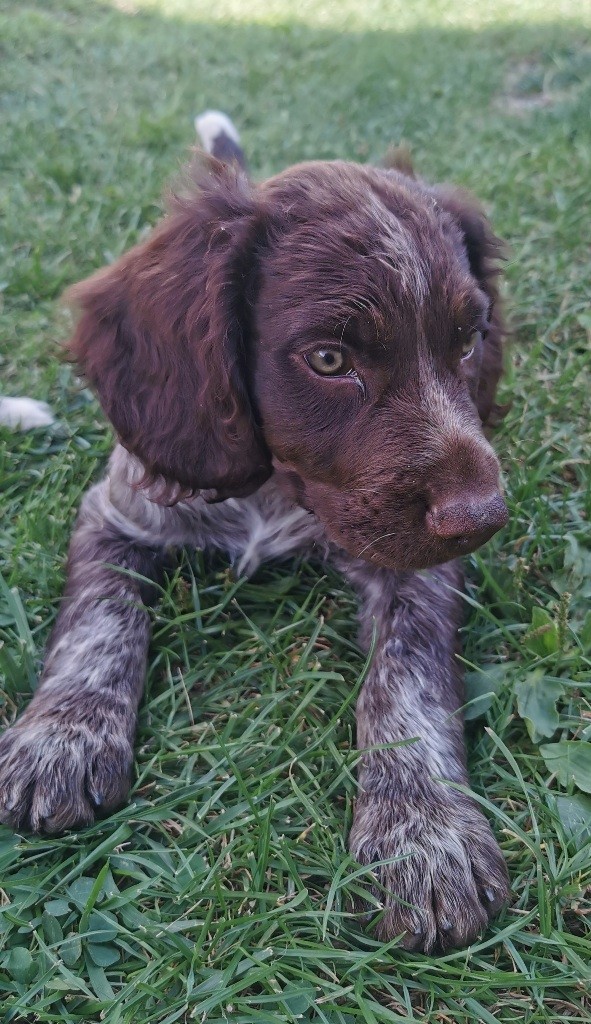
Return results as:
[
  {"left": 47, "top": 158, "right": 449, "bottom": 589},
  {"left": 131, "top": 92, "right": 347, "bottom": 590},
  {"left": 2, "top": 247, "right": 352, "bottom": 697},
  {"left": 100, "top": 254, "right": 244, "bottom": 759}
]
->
[{"left": 251, "top": 163, "right": 507, "bottom": 570}]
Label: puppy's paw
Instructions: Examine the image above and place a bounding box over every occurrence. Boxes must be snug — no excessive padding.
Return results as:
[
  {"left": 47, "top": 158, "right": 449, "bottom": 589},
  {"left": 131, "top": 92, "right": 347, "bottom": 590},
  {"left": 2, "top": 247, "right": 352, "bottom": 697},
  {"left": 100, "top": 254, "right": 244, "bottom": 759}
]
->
[
  {"left": 349, "top": 794, "right": 509, "bottom": 952},
  {"left": 0, "top": 707, "right": 134, "bottom": 834}
]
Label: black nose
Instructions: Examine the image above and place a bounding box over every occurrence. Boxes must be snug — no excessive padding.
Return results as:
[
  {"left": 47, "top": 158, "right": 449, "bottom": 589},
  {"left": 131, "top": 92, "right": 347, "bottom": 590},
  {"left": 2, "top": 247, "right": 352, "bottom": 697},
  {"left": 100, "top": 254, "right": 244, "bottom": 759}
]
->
[{"left": 426, "top": 492, "right": 508, "bottom": 543}]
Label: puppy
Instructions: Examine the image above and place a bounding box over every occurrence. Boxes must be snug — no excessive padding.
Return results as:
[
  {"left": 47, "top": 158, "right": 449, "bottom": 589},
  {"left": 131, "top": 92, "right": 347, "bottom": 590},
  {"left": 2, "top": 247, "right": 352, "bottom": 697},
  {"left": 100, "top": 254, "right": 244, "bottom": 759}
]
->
[{"left": 0, "top": 114, "right": 510, "bottom": 952}]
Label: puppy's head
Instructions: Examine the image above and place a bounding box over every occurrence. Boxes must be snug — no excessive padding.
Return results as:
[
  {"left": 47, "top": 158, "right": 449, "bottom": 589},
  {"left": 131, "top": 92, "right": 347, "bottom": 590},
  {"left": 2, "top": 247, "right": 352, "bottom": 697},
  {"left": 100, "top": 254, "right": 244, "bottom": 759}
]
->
[{"left": 68, "top": 157, "right": 507, "bottom": 569}]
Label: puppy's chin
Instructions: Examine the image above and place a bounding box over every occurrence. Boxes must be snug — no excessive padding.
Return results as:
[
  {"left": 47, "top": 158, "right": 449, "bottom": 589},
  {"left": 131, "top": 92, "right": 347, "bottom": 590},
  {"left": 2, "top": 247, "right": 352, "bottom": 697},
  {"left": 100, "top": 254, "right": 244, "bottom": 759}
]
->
[
  {"left": 345, "top": 536, "right": 478, "bottom": 571},
  {"left": 314, "top": 523, "right": 467, "bottom": 572}
]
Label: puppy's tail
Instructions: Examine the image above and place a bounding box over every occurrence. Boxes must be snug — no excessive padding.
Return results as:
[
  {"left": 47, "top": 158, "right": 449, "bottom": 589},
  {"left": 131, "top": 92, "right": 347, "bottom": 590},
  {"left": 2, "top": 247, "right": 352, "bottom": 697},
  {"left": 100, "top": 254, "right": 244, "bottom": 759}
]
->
[{"left": 194, "top": 111, "right": 247, "bottom": 170}]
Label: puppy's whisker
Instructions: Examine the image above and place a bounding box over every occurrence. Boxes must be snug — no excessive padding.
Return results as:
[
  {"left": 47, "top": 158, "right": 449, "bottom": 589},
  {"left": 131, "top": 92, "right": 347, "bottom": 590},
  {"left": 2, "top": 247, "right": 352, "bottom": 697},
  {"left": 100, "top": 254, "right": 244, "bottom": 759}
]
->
[{"left": 356, "top": 531, "right": 400, "bottom": 557}]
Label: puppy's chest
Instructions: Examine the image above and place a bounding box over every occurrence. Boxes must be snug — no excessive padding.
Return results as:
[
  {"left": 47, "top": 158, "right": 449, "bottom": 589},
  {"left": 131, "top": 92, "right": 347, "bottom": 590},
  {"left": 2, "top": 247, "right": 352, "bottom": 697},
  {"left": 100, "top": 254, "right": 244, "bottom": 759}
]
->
[{"left": 187, "top": 477, "right": 328, "bottom": 576}]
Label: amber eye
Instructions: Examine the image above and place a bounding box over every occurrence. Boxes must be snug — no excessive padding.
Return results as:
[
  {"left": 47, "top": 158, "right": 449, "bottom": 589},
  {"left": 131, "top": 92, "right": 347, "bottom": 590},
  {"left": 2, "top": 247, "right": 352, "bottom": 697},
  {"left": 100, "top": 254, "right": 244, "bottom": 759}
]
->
[
  {"left": 460, "top": 330, "right": 482, "bottom": 361},
  {"left": 305, "top": 347, "right": 352, "bottom": 376}
]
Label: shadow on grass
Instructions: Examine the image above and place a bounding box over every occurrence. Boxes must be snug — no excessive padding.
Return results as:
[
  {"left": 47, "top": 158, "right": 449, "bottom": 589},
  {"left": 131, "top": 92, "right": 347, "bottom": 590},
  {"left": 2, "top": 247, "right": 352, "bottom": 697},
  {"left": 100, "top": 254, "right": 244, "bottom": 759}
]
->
[
  {"left": 5, "top": 2, "right": 591, "bottom": 178},
  {"left": 2, "top": 0, "right": 588, "bottom": 304}
]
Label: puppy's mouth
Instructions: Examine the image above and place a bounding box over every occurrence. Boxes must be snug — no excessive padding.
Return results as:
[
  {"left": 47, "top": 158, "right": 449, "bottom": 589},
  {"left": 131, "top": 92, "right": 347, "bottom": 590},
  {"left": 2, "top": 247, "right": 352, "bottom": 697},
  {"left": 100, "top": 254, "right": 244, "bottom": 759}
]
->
[{"left": 271, "top": 460, "right": 507, "bottom": 571}]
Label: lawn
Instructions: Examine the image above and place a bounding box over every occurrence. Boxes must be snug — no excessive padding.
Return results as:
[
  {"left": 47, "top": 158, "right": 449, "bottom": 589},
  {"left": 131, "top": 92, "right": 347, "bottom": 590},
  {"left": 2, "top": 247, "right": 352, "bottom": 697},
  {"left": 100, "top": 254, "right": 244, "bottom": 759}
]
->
[{"left": 1, "top": 0, "right": 591, "bottom": 1020}]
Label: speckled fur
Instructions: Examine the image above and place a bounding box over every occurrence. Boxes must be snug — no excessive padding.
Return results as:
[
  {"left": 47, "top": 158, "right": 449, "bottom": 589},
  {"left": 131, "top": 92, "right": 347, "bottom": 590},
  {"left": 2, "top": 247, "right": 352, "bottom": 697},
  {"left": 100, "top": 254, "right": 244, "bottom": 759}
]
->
[{"left": 340, "top": 557, "right": 508, "bottom": 950}]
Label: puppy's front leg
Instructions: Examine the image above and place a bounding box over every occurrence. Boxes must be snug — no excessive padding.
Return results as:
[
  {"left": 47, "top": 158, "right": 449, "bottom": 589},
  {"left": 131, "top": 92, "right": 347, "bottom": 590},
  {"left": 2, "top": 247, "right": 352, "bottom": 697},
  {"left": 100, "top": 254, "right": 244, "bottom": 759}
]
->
[
  {"left": 0, "top": 449, "right": 189, "bottom": 833},
  {"left": 342, "top": 559, "right": 509, "bottom": 952}
]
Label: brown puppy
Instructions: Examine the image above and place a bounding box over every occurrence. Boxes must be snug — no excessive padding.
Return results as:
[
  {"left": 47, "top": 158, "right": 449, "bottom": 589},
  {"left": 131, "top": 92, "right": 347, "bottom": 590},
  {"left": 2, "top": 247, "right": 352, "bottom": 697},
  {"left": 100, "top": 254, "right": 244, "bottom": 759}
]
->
[{"left": 0, "top": 115, "right": 509, "bottom": 952}]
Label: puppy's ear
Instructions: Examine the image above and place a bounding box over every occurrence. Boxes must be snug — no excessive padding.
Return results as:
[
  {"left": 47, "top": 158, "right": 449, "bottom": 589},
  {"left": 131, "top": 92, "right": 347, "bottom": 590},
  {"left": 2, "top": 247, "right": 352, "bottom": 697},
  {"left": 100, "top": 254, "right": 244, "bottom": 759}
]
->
[
  {"left": 66, "top": 159, "right": 272, "bottom": 503},
  {"left": 433, "top": 186, "right": 507, "bottom": 425}
]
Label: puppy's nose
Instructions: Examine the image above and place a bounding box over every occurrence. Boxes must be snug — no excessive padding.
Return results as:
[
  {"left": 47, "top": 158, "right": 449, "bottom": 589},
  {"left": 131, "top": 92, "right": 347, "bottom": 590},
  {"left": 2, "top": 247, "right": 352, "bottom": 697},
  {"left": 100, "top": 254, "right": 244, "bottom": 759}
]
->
[{"left": 426, "top": 492, "right": 508, "bottom": 542}]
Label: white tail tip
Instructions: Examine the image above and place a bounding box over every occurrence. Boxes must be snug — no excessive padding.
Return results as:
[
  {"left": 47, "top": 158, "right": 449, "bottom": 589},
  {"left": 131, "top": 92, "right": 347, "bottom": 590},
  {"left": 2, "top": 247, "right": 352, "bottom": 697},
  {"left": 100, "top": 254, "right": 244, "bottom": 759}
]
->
[{"left": 194, "top": 110, "right": 241, "bottom": 153}]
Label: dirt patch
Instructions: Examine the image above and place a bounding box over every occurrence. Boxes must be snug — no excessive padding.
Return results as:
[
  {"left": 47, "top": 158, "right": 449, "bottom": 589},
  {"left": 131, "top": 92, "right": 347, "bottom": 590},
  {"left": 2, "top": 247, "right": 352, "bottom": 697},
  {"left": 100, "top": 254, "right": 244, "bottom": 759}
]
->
[{"left": 497, "top": 48, "right": 591, "bottom": 116}]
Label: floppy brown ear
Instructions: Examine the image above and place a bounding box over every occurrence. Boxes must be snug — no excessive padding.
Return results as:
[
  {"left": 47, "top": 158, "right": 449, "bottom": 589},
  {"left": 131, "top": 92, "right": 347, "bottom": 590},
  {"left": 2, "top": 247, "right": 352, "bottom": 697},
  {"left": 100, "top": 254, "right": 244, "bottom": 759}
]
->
[
  {"left": 66, "top": 159, "right": 272, "bottom": 503},
  {"left": 433, "top": 186, "right": 507, "bottom": 425}
]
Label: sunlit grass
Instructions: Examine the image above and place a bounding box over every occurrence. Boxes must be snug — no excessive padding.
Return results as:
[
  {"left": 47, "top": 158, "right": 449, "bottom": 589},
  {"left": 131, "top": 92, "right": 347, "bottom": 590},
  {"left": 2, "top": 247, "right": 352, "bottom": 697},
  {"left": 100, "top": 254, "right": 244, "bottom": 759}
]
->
[{"left": 103, "top": 0, "right": 591, "bottom": 31}]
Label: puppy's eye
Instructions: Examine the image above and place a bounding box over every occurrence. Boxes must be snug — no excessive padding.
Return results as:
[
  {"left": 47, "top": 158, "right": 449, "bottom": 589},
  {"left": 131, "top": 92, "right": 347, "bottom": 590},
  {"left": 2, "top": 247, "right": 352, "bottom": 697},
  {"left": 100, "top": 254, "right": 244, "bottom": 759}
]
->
[
  {"left": 305, "top": 347, "right": 352, "bottom": 376},
  {"left": 460, "top": 330, "right": 482, "bottom": 361}
]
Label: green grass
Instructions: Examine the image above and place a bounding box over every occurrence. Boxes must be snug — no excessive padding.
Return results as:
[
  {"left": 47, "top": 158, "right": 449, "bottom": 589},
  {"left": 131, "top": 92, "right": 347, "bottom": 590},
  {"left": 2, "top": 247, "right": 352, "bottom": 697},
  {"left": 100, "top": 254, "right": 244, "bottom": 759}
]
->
[{"left": 1, "top": 0, "right": 591, "bottom": 1020}]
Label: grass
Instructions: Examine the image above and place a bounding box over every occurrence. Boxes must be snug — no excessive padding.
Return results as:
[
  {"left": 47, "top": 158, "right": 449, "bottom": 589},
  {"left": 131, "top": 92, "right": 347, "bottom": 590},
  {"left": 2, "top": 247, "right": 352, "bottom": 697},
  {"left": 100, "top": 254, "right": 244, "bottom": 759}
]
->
[{"left": 1, "top": 0, "right": 591, "bottom": 1020}]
